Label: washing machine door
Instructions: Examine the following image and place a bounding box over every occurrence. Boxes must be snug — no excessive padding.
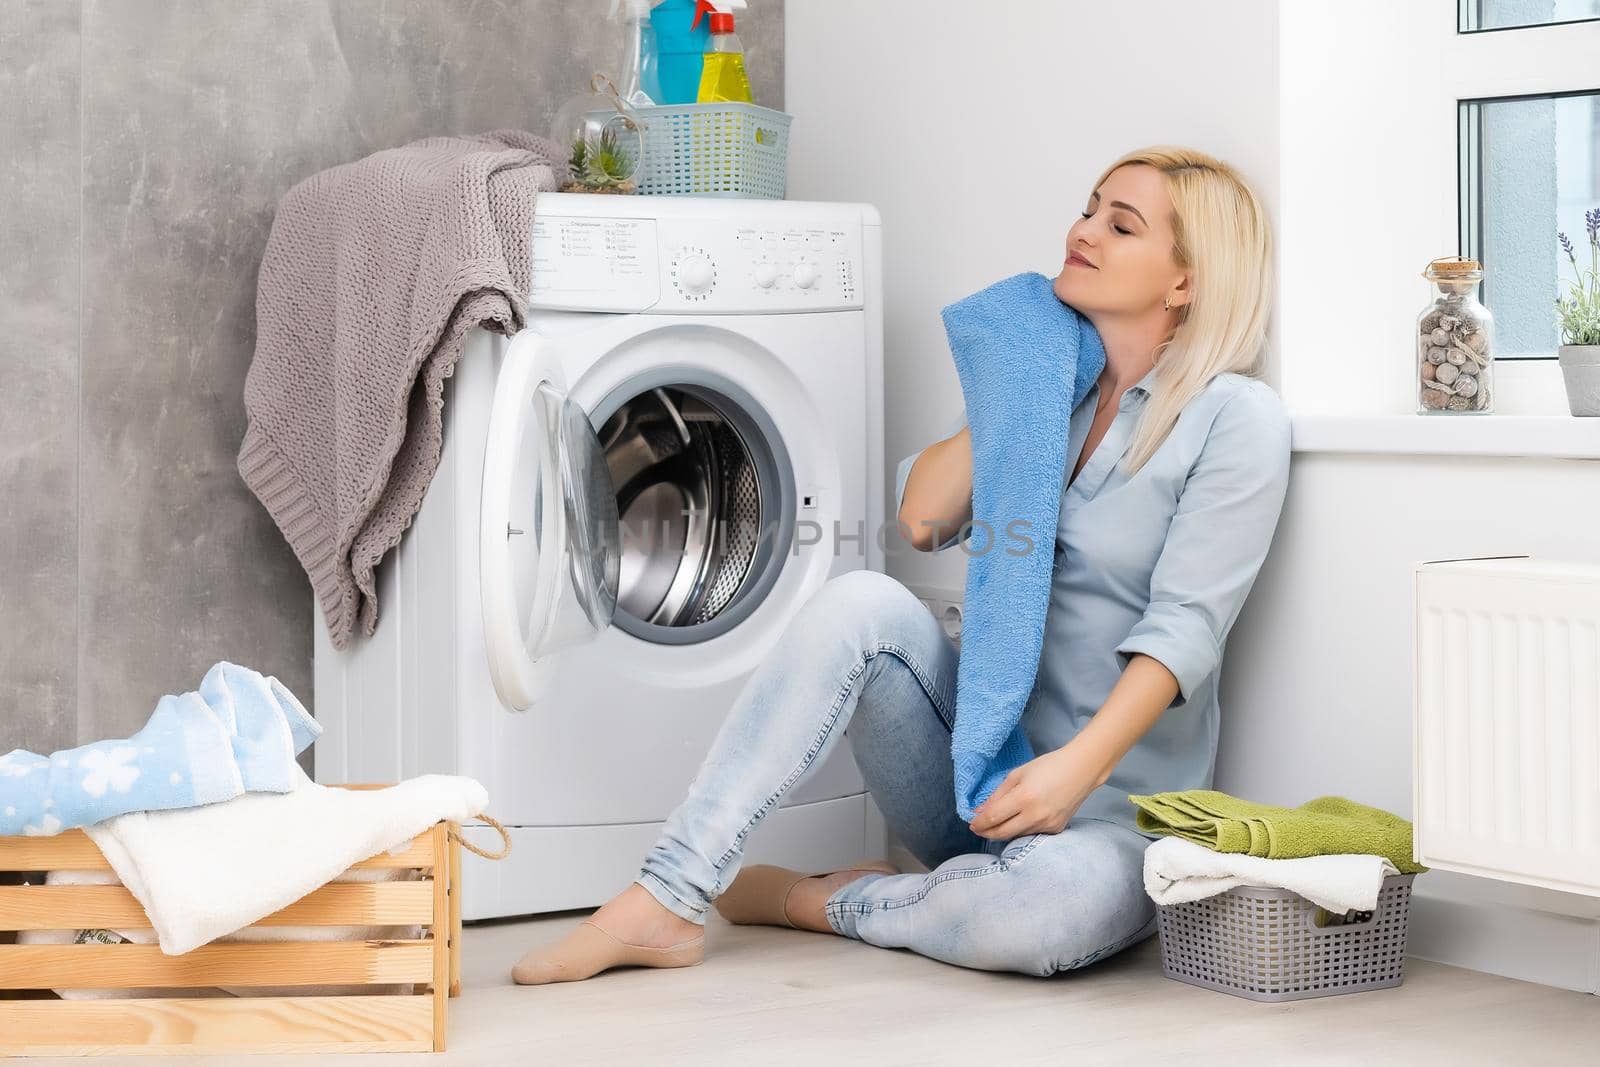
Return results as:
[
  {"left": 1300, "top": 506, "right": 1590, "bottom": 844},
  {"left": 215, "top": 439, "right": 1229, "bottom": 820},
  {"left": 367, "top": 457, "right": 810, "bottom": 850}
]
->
[{"left": 480, "top": 330, "right": 622, "bottom": 711}]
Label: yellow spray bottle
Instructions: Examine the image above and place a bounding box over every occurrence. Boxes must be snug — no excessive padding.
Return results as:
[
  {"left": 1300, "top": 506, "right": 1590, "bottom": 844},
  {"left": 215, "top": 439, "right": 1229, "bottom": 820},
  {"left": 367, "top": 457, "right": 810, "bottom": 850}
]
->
[{"left": 694, "top": 0, "right": 753, "bottom": 104}]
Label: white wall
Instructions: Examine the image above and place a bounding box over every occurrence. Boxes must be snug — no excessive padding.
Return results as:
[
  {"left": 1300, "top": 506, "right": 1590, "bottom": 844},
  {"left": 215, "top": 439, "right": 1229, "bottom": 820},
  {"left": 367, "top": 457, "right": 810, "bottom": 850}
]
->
[
  {"left": 1230, "top": 453, "right": 1600, "bottom": 991},
  {"left": 787, "top": 0, "right": 1280, "bottom": 598},
  {"left": 788, "top": 0, "right": 1600, "bottom": 991}
]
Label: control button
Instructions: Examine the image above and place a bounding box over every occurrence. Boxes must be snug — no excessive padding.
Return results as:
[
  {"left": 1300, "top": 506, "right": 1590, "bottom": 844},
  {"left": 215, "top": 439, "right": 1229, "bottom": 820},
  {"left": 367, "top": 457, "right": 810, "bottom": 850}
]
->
[
  {"left": 753, "top": 262, "right": 778, "bottom": 289},
  {"left": 793, "top": 261, "right": 821, "bottom": 290},
  {"left": 679, "top": 254, "right": 715, "bottom": 296}
]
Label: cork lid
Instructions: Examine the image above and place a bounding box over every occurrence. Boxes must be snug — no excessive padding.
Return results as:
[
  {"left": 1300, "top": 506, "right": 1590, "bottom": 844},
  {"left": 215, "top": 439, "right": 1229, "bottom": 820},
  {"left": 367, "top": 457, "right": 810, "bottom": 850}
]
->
[{"left": 1425, "top": 256, "right": 1482, "bottom": 274}]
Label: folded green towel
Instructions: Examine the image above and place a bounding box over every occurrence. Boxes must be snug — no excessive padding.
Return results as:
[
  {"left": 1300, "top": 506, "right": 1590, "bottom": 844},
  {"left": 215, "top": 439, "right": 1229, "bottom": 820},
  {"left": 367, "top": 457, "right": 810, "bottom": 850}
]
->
[{"left": 1126, "top": 790, "right": 1429, "bottom": 875}]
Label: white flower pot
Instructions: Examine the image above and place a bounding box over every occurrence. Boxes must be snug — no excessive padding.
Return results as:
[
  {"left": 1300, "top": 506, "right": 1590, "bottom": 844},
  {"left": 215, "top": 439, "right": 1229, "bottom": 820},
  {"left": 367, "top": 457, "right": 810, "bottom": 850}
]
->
[{"left": 1558, "top": 345, "right": 1600, "bottom": 417}]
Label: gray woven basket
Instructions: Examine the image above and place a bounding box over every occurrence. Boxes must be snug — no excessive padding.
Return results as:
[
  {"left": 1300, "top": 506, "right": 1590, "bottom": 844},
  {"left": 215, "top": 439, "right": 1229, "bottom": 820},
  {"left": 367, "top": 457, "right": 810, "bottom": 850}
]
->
[{"left": 1156, "top": 872, "right": 1417, "bottom": 1002}]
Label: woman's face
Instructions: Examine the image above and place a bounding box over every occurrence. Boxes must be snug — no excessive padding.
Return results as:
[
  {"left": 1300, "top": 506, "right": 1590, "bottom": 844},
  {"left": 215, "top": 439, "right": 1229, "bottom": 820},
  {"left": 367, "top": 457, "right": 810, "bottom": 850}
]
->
[{"left": 1053, "top": 163, "right": 1189, "bottom": 317}]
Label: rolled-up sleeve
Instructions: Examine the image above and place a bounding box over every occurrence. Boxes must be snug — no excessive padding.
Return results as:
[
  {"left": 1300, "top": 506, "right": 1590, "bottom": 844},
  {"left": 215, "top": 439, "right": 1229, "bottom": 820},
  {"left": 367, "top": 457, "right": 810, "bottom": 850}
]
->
[
  {"left": 1114, "top": 387, "right": 1291, "bottom": 707},
  {"left": 893, "top": 407, "right": 971, "bottom": 553}
]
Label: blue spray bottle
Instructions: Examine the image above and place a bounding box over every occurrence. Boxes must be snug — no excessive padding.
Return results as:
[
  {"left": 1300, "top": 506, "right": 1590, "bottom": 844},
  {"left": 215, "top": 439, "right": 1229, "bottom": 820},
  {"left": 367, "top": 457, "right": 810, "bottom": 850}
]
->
[{"left": 648, "top": 0, "right": 711, "bottom": 105}]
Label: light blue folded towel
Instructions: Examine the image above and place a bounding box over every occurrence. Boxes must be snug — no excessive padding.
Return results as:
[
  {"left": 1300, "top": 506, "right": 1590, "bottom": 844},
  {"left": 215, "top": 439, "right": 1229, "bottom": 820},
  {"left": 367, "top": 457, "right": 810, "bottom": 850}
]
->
[
  {"left": 0, "top": 662, "right": 320, "bottom": 836},
  {"left": 940, "top": 272, "right": 1106, "bottom": 821}
]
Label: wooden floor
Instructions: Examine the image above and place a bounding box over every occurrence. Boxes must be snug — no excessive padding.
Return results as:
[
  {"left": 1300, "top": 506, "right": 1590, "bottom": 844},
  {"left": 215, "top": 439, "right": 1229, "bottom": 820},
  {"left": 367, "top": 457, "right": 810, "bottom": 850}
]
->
[{"left": 21, "top": 910, "right": 1600, "bottom": 1065}]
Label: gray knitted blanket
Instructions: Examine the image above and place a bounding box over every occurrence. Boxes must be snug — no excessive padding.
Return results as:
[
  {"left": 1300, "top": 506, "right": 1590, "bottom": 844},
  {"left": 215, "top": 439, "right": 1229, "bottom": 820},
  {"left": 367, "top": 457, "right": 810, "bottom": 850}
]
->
[{"left": 239, "top": 130, "right": 566, "bottom": 650}]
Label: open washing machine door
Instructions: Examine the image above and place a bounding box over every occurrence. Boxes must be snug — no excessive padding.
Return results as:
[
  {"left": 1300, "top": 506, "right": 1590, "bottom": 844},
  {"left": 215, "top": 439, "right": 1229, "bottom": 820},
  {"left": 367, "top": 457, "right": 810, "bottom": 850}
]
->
[{"left": 480, "top": 331, "right": 622, "bottom": 711}]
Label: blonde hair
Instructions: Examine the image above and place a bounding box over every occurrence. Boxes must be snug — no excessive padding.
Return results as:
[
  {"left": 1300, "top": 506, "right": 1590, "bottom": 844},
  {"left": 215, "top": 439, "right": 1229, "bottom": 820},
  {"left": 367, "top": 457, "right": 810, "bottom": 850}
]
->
[{"left": 1090, "top": 147, "right": 1274, "bottom": 475}]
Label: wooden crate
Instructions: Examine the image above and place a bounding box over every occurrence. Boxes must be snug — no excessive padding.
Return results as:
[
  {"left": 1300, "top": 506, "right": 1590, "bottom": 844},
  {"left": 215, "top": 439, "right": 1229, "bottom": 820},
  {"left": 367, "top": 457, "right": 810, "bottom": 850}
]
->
[{"left": 0, "top": 798, "right": 465, "bottom": 1056}]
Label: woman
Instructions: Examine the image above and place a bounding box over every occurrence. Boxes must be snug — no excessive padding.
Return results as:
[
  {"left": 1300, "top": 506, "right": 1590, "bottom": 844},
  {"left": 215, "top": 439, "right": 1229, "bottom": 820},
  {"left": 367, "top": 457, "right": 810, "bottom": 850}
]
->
[{"left": 513, "top": 145, "right": 1292, "bottom": 982}]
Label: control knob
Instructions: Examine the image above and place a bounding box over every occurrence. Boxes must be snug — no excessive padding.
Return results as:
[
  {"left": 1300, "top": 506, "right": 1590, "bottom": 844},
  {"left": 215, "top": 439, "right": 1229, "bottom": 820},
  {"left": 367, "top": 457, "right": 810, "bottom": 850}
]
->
[
  {"left": 793, "top": 260, "right": 821, "bottom": 290},
  {"left": 679, "top": 254, "right": 715, "bottom": 296}
]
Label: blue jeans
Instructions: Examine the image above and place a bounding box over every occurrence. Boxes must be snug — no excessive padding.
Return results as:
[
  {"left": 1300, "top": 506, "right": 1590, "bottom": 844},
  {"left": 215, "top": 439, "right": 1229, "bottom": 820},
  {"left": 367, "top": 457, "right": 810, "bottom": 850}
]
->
[{"left": 637, "top": 570, "right": 1158, "bottom": 977}]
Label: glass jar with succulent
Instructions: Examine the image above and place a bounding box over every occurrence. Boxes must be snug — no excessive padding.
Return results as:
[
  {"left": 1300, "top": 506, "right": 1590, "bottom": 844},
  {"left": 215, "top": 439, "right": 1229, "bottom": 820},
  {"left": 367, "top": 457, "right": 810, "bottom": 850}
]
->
[
  {"left": 1555, "top": 209, "right": 1600, "bottom": 416},
  {"left": 551, "top": 73, "right": 647, "bottom": 196},
  {"left": 564, "top": 124, "right": 640, "bottom": 194}
]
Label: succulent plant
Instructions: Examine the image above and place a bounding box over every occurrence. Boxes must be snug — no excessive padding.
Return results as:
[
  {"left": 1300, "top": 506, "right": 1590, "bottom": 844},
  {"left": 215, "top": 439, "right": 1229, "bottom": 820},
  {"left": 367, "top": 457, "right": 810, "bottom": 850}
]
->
[{"left": 567, "top": 126, "right": 636, "bottom": 190}]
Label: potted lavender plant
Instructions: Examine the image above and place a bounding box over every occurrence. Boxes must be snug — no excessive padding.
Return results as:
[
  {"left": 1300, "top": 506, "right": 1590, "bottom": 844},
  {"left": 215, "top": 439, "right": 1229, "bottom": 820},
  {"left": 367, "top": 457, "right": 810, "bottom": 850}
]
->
[{"left": 1556, "top": 209, "right": 1600, "bottom": 416}]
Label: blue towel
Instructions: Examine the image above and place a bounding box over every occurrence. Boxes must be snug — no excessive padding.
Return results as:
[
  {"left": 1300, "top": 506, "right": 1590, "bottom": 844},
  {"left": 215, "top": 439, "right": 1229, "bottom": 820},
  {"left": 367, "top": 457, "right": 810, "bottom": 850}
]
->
[
  {"left": 940, "top": 272, "right": 1106, "bottom": 822},
  {"left": 0, "top": 662, "right": 320, "bottom": 836}
]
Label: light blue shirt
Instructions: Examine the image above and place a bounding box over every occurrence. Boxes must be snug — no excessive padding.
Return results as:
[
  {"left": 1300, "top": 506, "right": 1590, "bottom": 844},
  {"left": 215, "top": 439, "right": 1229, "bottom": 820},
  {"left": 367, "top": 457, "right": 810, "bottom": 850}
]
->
[{"left": 893, "top": 365, "right": 1292, "bottom": 838}]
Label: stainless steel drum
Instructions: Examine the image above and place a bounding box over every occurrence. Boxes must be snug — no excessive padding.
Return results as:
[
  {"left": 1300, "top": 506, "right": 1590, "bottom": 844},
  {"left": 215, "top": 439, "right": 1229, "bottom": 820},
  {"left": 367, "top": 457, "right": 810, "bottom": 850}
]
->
[{"left": 596, "top": 385, "right": 776, "bottom": 637}]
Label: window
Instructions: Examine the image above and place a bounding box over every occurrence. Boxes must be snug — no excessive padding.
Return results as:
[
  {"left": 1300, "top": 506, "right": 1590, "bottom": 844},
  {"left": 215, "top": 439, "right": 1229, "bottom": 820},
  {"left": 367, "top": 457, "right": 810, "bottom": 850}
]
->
[
  {"left": 1279, "top": 3, "right": 1598, "bottom": 417},
  {"left": 1459, "top": 87, "right": 1600, "bottom": 360},
  {"left": 1460, "top": 0, "right": 1600, "bottom": 33}
]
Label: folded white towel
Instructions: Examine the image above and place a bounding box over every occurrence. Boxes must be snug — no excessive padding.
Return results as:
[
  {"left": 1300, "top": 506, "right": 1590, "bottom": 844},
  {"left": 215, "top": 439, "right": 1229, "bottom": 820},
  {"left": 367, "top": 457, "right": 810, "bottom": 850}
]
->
[
  {"left": 1142, "top": 836, "right": 1400, "bottom": 914},
  {"left": 84, "top": 765, "right": 486, "bottom": 955}
]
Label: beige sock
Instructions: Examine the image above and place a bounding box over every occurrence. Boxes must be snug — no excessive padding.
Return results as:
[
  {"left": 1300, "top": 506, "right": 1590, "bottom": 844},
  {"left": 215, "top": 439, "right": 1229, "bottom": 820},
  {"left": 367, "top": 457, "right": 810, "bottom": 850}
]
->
[
  {"left": 714, "top": 862, "right": 900, "bottom": 930},
  {"left": 511, "top": 920, "right": 705, "bottom": 985}
]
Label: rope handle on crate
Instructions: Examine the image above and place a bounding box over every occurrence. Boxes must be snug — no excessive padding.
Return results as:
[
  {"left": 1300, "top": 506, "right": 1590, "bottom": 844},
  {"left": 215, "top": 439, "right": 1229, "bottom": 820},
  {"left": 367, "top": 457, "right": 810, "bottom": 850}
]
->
[{"left": 449, "top": 812, "right": 512, "bottom": 860}]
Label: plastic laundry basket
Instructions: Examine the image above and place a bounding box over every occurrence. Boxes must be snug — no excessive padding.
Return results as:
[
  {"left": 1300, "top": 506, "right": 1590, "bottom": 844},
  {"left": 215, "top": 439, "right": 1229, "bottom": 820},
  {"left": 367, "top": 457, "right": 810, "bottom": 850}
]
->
[
  {"left": 1155, "top": 872, "right": 1417, "bottom": 1002},
  {"left": 633, "top": 101, "right": 790, "bottom": 198}
]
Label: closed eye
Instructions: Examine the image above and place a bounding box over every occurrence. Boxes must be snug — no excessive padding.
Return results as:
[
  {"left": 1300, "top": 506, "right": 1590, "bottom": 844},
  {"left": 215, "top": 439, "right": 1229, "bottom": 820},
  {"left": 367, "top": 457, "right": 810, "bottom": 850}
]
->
[{"left": 1080, "top": 210, "right": 1132, "bottom": 236}]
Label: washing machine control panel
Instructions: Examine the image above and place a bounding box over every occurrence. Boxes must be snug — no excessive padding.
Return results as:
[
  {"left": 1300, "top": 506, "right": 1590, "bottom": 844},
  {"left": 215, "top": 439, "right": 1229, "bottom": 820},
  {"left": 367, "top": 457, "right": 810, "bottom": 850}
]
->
[
  {"left": 530, "top": 210, "right": 866, "bottom": 314},
  {"left": 707, "top": 223, "right": 863, "bottom": 311}
]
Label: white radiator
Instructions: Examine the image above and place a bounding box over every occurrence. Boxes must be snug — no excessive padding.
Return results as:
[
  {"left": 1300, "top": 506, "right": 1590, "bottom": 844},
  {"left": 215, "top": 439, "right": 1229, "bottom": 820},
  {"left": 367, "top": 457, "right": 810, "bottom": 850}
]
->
[{"left": 1413, "top": 555, "right": 1600, "bottom": 897}]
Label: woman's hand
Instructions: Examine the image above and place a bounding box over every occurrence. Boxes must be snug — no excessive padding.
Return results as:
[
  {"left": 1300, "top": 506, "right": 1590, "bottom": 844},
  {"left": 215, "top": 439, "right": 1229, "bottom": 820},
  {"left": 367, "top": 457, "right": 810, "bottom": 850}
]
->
[
  {"left": 967, "top": 655, "right": 1177, "bottom": 841},
  {"left": 968, "top": 741, "right": 1108, "bottom": 840}
]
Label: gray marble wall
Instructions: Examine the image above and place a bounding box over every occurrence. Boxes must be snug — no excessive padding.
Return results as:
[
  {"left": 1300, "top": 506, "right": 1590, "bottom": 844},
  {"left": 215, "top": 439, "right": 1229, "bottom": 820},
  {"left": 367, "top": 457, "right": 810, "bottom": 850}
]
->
[{"left": 0, "top": 0, "right": 785, "bottom": 754}]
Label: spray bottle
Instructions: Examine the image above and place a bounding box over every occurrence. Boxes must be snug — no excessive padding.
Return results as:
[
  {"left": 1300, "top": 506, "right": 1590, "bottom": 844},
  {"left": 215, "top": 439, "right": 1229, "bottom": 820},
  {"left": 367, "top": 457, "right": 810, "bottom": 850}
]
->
[
  {"left": 694, "top": 0, "right": 752, "bottom": 104},
  {"left": 609, "top": 0, "right": 660, "bottom": 107},
  {"left": 648, "top": 0, "right": 710, "bottom": 105}
]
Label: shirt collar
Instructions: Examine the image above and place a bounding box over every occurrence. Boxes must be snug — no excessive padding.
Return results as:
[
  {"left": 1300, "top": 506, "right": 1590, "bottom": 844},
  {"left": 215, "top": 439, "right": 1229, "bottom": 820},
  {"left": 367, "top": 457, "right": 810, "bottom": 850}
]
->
[{"left": 1087, "top": 363, "right": 1160, "bottom": 410}]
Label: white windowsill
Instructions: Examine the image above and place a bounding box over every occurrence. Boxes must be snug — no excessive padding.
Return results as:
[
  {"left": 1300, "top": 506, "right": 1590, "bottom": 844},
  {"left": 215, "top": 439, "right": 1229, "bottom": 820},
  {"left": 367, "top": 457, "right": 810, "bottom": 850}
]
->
[
  {"left": 1291, "top": 414, "right": 1600, "bottom": 460},
  {"left": 1286, "top": 358, "right": 1600, "bottom": 459}
]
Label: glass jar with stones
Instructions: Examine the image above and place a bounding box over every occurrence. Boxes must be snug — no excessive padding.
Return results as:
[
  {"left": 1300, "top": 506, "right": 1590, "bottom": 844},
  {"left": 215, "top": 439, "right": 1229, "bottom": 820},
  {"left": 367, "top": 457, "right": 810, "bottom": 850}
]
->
[{"left": 1417, "top": 256, "right": 1493, "bottom": 414}]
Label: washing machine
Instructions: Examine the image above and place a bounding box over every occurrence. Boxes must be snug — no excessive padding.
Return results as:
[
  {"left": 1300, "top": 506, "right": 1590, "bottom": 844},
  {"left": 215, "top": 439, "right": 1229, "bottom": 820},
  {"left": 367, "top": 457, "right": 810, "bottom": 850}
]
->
[{"left": 312, "top": 192, "right": 889, "bottom": 920}]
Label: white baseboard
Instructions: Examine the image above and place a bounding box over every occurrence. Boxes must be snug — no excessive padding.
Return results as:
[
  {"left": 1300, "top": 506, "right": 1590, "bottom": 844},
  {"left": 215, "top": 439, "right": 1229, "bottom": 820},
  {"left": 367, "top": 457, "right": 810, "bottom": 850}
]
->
[{"left": 1407, "top": 873, "right": 1600, "bottom": 994}]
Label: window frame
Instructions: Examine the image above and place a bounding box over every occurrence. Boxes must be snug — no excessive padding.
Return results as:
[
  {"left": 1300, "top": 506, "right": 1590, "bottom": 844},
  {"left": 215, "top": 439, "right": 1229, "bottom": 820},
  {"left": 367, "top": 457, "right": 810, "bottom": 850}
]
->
[
  {"left": 1457, "top": 84, "right": 1600, "bottom": 362},
  {"left": 1458, "top": 0, "right": 1600, "bottom": 34}
]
